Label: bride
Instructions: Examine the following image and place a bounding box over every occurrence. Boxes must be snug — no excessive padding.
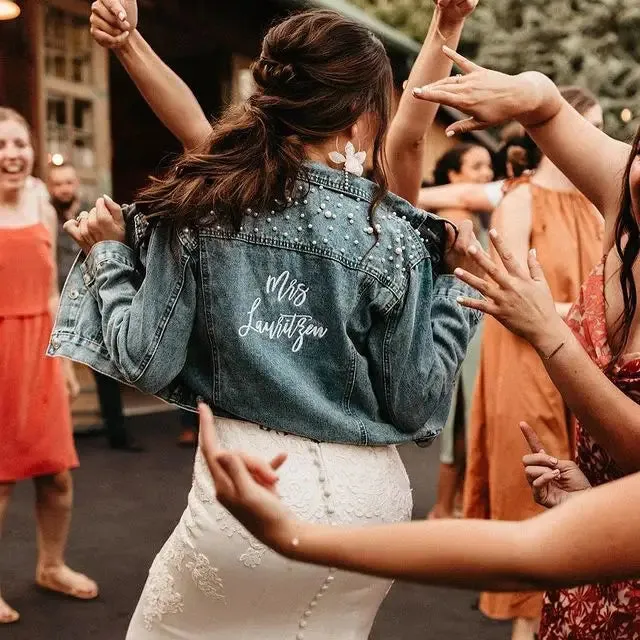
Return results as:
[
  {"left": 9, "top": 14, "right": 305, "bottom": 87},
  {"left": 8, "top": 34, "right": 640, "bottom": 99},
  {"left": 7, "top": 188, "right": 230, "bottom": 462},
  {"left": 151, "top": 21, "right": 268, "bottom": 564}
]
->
[{"left": 57, "top": 1, "right": 480, "bottom": 638}]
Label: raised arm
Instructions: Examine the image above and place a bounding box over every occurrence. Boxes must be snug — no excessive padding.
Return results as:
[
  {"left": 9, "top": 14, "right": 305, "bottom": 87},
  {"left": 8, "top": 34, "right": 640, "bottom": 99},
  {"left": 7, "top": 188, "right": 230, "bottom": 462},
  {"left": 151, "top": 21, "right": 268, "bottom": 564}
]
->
[
  {"left": 90, "top": 0, "right": 212, "bottom": 150},
  {"left": 413, "top": 49, "right": 631, "bottom": 230},
  {"left": 199, "top": 403, "right": 640, "bottom": 592},
  {"left": 386, "top": 0, "right": 477, "bottom": 204},
  {"left": 62, "top": 198, "right": 197, "bottom": 393},
  {"left": 455, "top": 230, "right": 640, "bottom": 473},
  {"left": 418, "top": 181, "right": 501, "bottom": 213}
]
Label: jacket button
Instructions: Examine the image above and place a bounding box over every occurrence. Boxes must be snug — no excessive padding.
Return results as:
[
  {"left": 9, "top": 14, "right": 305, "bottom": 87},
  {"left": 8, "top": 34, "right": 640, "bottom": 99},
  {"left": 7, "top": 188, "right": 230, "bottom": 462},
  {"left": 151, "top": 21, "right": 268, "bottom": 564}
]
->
[
  {"left": 49, "top": 338, "right": 61, "bottom": 353},
  {"left": 68, "top": 289, "right": 79, "bottom": 300}
]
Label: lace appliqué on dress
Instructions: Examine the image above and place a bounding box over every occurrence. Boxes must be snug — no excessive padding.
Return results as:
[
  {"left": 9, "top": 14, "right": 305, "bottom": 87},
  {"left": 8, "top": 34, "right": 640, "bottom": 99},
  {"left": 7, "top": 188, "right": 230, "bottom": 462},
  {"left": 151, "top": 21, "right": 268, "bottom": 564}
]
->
[{"left": 142, "top": 520, "right": 224, "bottom": 630}]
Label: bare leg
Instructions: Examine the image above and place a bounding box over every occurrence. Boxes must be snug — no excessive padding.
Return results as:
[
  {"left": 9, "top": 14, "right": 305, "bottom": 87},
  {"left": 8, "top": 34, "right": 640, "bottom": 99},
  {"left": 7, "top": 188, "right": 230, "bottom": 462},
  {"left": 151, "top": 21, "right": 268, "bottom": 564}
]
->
[
  {"left": 0, "top": 482, "right": 19, "bottom": 623},
  {"left": 33, "top": 471, "right": 98, "bottom": 599},
  {"left": 511, "top": 617, "right": 538, "bottom": 640},
  {"left": 429, "top": 463, "right": 459, "bottom": 519},
  {"left": 430, "top": 385, "right": 466, "bottom": 520}
]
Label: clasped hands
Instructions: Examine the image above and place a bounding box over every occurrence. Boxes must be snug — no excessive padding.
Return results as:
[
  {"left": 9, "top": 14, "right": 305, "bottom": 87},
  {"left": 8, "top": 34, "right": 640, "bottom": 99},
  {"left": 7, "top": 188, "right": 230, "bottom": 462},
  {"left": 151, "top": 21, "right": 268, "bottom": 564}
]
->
[{"left": 63, "top": 195, "right": 126, "bottom": 255}]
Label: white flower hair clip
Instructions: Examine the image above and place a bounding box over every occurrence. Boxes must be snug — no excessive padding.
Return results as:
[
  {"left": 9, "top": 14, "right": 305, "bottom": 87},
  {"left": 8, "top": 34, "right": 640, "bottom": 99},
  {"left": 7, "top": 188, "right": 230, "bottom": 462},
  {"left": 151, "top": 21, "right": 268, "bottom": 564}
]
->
[{"left": 329, "top": 141, "right": 367, "bottom": 177}]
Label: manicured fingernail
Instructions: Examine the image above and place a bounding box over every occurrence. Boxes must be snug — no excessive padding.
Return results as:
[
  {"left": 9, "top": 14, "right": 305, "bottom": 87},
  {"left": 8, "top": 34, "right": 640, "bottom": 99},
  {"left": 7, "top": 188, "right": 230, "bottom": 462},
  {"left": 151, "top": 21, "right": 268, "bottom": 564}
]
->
[
  {"left": 454, "top": 268, "right": 463, "bottom": 276},
  {"left": 456, "top": 296, "right": 465, "bottom": 304},
  {"left": 550, "top": 456, "right": 558, "bottom": 465},
  {"left": 118, "top": 11, "right": 126, "bottom": 20},
  {"left": 446, "top": 130, "right": 455, "bottom": 138},
  {"left": 413, "top": 87, "right": 423, "bottom": 95},
  {"left": 489, "top": 229, "right": 498, "bottom": 237},
  {"left": 530, "top": 248, "right": 537, "bottom": 258},
  {"left": 553, "top": 469, "right": 561, "bottom": 477},
  {"left": 468, "top": 245, "right": 477, "bottom": 254}
]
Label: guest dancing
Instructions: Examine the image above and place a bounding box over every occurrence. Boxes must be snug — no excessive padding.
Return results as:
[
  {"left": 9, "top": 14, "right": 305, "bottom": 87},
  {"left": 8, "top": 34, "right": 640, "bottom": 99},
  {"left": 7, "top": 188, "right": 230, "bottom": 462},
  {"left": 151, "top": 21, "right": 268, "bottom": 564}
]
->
[
  {"left": 51, "top": 2, "right": 482, "bottom": 638},
  {"left": 450, "top": 86, "right": 603, "bottom": 640},
  {"left": 415, "top": 49, "right": 640, "bottom": 640},
  {"left": 0, "top": 108, "right": 98, "bottom": 624},
  {"left": 426, "top": 142, "right": 494, "bottom": 520}
]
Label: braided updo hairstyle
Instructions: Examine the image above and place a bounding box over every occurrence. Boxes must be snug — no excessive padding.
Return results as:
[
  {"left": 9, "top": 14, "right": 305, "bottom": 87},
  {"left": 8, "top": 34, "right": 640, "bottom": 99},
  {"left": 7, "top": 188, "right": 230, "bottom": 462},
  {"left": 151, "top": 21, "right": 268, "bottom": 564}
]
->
[{"left": 139, "top": 10, "right": 394, "bottom": 229}]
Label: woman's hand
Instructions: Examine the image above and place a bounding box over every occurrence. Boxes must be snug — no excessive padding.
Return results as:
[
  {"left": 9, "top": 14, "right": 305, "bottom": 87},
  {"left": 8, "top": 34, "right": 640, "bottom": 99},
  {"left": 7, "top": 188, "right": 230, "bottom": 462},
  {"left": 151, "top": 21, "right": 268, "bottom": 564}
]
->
[
  {"left": 521, "top": 422, "right": 591, "bottom": 509},
  {"left": 412, "top": 48, "right": 562, "bottom": 136},
  {"left": 434, "top": 0, "right": 478, "bottom": 28},
  {"left": 198, "top": 404, "right": 299, "bottom": 553},
  {"left": 454, "top": 228, "right": 569, "bottom": 356},
  {"left": 63, "top": 195, "right": 126, "bottom": 255},
  {"left": 90, "top": 0, "right": 137, "bottom": 48},
  {"left": 443, "top": 219, "right": 485, "bottom": 278}
]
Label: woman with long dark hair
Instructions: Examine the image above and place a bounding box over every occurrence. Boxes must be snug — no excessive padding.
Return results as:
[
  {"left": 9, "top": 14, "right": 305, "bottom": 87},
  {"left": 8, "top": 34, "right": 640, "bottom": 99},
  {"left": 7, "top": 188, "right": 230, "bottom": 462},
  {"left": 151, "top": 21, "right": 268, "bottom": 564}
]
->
[
  {"left": 52, "top": 5, "right": 483, "bottom": 639},
  {"left": 0, "top": 108, "right": 97, "bottom": 624},
  {"left": 413, "top": 48, "right": 640, "bottom": 640}
]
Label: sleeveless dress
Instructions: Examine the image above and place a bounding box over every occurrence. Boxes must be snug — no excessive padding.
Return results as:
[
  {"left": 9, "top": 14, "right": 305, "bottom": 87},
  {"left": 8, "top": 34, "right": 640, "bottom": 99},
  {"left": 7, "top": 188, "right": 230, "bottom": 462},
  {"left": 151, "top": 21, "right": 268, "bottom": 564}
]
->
[
  {"left": 0, "top": 219, "right": 78, "bottom": 482},
  {"left": 540, "top": 260, "right": 640, "bottom": 639},
  {"left": 463, "top": 179, "right": 603, "bottom": 621},
  {"left": 125, "top": 417, "right": 412, "bottom": 639}
]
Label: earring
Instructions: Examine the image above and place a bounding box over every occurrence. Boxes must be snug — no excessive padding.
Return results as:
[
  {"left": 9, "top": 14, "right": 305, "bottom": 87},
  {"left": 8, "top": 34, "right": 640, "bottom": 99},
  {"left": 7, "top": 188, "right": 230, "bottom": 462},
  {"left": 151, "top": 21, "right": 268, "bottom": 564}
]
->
[{"left": 329, "top": 140, "right": 366, "bottom": 177}]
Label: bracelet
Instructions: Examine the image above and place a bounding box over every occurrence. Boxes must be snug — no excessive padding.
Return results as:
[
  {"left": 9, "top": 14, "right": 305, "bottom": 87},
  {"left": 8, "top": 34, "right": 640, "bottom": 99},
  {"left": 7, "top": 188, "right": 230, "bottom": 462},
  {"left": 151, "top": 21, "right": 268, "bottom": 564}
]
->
[{"left": 542, "top": 341, "right": 565, "bottom": 361}]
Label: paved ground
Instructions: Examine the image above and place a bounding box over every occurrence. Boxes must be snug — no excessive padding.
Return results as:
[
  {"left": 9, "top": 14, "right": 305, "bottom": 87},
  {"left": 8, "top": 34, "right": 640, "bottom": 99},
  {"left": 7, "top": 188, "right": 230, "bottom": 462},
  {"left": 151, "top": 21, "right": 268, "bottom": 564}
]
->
[{"left": 3, "top": 413, "right": 509, "bottom": 640}]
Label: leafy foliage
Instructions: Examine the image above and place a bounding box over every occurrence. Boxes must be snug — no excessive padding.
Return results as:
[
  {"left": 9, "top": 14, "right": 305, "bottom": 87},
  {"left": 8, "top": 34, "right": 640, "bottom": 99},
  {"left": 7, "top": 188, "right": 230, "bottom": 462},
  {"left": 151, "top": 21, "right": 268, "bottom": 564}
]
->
[{"left": 351, "top": 0, "right": 640, "bottom": 139}]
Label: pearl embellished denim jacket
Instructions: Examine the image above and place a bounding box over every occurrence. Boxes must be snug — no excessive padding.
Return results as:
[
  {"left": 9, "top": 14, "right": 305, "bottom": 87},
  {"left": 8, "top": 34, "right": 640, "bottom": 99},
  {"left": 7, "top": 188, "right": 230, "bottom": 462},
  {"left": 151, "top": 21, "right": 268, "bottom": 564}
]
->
[{"left": 49, "top": 162, "right": 481, "bottom": 446}]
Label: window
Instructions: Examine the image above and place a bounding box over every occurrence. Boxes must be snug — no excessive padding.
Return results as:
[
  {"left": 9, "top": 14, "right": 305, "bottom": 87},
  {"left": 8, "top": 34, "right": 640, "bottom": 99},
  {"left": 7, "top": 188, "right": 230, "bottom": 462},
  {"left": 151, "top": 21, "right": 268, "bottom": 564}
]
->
[{"left": 38, "top": 0, "right": 111, "bottom": 198}]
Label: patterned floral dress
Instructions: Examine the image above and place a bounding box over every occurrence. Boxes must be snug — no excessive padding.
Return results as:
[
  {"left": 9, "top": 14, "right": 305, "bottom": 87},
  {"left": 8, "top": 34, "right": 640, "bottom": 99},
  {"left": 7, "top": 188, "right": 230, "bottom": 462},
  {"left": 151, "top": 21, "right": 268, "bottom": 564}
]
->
[{"left": 540, "top": 259, "right": 640, "bottom": 640}]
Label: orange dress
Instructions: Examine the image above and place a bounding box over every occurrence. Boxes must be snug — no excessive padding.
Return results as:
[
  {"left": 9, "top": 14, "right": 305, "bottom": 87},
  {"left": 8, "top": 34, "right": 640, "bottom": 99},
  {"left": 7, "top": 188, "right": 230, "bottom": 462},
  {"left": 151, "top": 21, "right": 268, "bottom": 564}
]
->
[
  {"left": 463, "top": 180, "right": 603, "bottom": 621},
  {"left": 0, "top": 222, "right": 78, "bottom": 482}
]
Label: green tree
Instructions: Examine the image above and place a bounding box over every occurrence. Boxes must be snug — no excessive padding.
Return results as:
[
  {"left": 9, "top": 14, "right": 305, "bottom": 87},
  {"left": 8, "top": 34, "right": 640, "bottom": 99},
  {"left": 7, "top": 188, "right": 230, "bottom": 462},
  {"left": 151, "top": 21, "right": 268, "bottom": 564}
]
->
[{"left": 352, "top": 0, "right": 640, "bottom": 140}]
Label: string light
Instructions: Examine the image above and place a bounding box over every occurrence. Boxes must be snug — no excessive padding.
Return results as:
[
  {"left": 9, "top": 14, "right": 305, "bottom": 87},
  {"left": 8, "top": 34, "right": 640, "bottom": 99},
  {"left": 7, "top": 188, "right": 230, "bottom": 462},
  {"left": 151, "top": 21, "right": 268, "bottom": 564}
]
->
[
  {"left": 51, "top": 153, "right": 65, "bottom": 166},
  {"left": 0, "top": 1, "right": 20, "bottom": 21},
  {"left": 621, "top": 108, "right": 633, "bottom": 123}
]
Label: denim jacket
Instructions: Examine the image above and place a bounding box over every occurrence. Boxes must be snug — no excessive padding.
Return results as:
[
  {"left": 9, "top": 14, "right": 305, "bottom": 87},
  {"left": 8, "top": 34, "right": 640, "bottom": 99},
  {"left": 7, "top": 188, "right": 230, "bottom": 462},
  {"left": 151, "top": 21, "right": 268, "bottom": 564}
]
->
[{"left": 49, "top": 162, "right": 481, "bottom": 446}]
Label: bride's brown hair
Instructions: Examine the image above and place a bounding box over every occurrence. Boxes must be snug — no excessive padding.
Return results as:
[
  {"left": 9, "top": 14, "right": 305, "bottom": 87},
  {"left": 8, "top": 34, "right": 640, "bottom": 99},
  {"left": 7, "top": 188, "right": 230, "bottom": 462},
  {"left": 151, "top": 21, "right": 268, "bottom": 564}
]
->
[{"left": 138, "top": 10, "right": 393, "bottom": 229}]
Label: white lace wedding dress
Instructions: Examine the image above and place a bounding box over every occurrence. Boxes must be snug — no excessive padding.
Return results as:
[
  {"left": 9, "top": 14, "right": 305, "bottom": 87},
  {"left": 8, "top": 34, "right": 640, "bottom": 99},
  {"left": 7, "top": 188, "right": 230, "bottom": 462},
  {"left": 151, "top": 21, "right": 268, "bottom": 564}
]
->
[{"left": 126, "top": 417, "right": 413, "bottom": 639}]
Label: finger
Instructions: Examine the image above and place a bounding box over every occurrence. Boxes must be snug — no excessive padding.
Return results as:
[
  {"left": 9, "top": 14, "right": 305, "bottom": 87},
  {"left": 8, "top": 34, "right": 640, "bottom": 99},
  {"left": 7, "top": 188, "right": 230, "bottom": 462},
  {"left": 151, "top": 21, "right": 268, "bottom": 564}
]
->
[
  {"left": 100, "top": 0, "right": 128, "bottom": 23},
  {"left": 523, "top": 453, "right": 559, "bottom": 468},
  {"left": 412, "top": 86, "right": 467, "bottom": 107},
  {"left": 441, "top": 45, "right": 480, "bottom": 73},
  {"left": 455, "top": 296, "right": 497, "bottom": 315},
  {"left": 520, "top": 421, "right": 545, "bottom": 454},
  {"left": 95, "top": 197, "right": 113, "bottom": 226},
  {"left": 488, "top": 229, "right": 528, "bottom": 278},
  {"left": 90, "top": 27, "right": 130, "bottom": 48},
  {"left": 90, "top": 13, "right": 128, "bottom": 38},
  {"left": 532, "top": 469, "right": 561, "bottom": 489},
  {"left": 218, "top": 453, "right": 257, "bottom": 497},
  {"left": 525, "top": 465, "right": 558, "bottom": 483},
  {"left": 454, "top": 268, "right": 496, "bottom": 298},
  {"left": 241, "top": 454, "right": 280, "bottom": 485},
  {"left": 445, "top": 117, "right": 488, "bottom": 138},
  {"left": 91, "top": 1, "right": 128, "bottom": 29},
  {"left": 270, "top": 452, "right": 288, "bottom": 471},
  {"left": 466, "top": 244, "right": 511, "bottom": 288},
  {"left": 63, "top": 220, "right": 89, "bottom": 253},
  {"left": 198, "top": 406, "right": 236, "bottom": 497},
  {"left": 527, "top": 248, "right": 546, "bottom": 283},
  {"left": 103, "top": 194, "right": 125, "bottom": 225}
]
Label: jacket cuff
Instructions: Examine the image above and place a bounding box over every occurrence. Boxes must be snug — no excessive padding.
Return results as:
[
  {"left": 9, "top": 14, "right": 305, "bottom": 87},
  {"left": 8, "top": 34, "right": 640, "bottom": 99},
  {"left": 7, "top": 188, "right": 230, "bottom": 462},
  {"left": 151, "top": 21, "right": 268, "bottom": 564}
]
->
[
  {"left": 433, "top": 274, "right": 483, "bottom": 321},
  {"left": 80, "top": 241, "right": 136, "bottom": 288}
]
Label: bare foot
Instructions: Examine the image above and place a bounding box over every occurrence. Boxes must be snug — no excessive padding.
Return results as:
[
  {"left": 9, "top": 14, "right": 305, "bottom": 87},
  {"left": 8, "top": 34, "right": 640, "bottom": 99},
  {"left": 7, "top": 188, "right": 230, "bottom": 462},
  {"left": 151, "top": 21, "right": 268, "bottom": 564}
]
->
[
  {"left": 427, "top": 505, "right": 453, "bottom": 520},
  {"left": 36, "top": 565, "right": 98, "bottom": 600},
  {"left": 0, "top": 595, "right": 19, "bottom": 624}
]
